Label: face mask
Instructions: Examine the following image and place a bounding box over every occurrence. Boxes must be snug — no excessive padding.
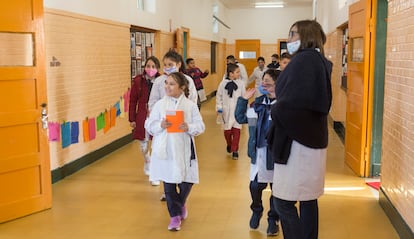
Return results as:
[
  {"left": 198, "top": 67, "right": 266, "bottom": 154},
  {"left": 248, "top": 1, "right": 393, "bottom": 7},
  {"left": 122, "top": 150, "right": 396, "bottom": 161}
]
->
[
  {"left": 272, "top": 61, "right": 277, "bottom": 64},
  {"left": 163, "top": 66, "right": 177, "bottom": 75},
  {"left": 258, "top": 85, "right": 269, "bottom": 95},
  {"left": 287, "top": 39, "right": 301, "bottom": 54},
  {"left": 145, "top": 68, "right": 158, "bottom": 77}
]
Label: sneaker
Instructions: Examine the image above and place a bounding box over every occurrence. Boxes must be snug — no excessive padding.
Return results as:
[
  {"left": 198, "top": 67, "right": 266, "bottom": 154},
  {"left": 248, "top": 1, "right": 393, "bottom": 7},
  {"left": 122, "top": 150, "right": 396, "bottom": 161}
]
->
[
  {"left": 160, "top": 193, "right": 166, "bottom": 201},
  {"left": 181, "top": 205, "right": 188, "bottom": 220},
  {"left": 249, "top": 212, "right": 262, "bottom": 229},
  {"left": 226, "top": 145, "right": 231, "bottom": 153},
  {"left": 232, "top": 152, "right": 239, "bottom": 160},
  {"left": 168, "top": 216, "right": 181, "bottom": 231},
  {"left": 151, "top": 180, "right": 160, "bottom": 186},
  {"left": 266, "top": 220, "right": 279, "bottom": 236}
]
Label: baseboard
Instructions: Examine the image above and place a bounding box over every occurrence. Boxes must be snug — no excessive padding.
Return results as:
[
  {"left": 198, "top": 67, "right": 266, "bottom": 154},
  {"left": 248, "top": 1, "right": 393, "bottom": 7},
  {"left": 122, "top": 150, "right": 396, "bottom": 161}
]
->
[
  {"left": 328, "top": 116, "right": 345, "bottom": 143},
  {"left": 205, "top": 90, "right": 216, "bottom": 102},
  {"left": 51, "top": 133, "right": 133, "bottom": 183},
  {"left": 379, "top": 188, "right": 414, "bottom": 239}
]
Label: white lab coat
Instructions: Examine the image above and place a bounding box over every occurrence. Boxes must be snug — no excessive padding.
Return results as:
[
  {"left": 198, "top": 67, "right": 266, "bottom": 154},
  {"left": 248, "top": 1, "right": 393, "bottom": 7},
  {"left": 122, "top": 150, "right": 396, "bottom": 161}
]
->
[
  {"left": 145, "top": 94, "right": 205, "bottom": 184},
  {"left": 216, "top": 79, "right": 245, "bottom": 130},
  {"left": 222, "top": 62, "right": 249, "bottom": 87},
  {"left": 248, "top": 66, "right": 268, "bottom": 97},
  {"left": 272, "top": 140, "right": 327, "bottom": 201},
  {"left": 237, "top": 62, "right": 249, "bottom": 87},
  {"left": 148, "top": 74, "right": 198, "bottom": 111}
]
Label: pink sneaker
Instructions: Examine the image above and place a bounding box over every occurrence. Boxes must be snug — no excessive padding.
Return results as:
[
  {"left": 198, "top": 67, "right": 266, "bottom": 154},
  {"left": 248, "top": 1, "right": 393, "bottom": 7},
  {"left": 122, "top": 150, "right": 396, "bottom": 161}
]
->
[
  {"left": 181, "top": 205, "right": 188, "bottom": 220},
  {"left": 168, "top": 216, "right": 181, "bottom": 231}
]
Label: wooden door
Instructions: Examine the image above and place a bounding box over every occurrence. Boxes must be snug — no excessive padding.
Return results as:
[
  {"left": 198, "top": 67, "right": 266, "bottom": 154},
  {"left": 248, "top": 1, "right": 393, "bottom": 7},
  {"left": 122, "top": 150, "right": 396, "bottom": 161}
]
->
[
  {"left": 0, "top": 0, "right": 52, "bottom": 222},
  {"left": 345, "top": 0, "right": 375, "bottom": 177},
  {"left": 175, "top": 27, "right": 190, "bottom": 61},
  {"left": 235, "top": 39, "right": 260, "bottom": 87}
]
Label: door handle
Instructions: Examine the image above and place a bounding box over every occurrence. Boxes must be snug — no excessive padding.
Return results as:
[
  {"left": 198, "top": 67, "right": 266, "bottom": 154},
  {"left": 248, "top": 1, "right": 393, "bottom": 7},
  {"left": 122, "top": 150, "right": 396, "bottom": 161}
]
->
[{"left": 41, "top": 103, "right": 48, "bottom": 129}]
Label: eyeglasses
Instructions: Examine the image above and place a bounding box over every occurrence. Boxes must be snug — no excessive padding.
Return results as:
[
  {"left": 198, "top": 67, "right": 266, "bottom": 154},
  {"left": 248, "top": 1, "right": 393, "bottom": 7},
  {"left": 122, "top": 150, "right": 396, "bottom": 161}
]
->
[{"left": 289, "top": 30, "right": 298, "bottom": 38}]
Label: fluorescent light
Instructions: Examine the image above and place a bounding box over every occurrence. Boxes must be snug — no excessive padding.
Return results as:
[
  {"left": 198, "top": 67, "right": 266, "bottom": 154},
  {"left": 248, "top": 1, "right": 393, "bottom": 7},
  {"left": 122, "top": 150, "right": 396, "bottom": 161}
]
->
[{"left": 255, "top": 2, "right": 284, "bottom": 8}]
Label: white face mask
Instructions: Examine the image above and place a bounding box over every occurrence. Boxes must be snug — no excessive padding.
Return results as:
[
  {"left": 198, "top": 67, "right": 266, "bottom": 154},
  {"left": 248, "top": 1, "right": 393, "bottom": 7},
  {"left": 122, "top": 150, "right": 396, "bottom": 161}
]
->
[
  {"left": 163, "top": 66, "right": 177, "bottom": 75},
  {"left": 287, "top": 40, "right": 301, "bottom": 55}
]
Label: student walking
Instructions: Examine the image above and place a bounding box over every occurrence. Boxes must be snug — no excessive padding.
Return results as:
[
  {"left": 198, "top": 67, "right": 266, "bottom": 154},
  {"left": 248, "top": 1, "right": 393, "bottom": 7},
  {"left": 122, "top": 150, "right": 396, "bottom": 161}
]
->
[
  {"left": 226, "top": 55, "right": 248, "bottom": 87},
  {"left": 235, "top": 69, "right": 281, "bottom": 236},
  {"left": 128, "top": 56, "right": 161, "bottom": 185},
  {"left": 148, "top": 50, "right": 198, "bottom": 199},
  {"left": 184, "top": 58, "right": 209, "bottom": 109},
  {"left": 148, "top": 50, "right": 198, "bottom": 111},
  {"left": 144, "top": 72, "right": 205, "bottom": 231},
  {"left": 216, "top": 63, "right": 245, "bottom": 160},
  {"left": 247, "top": 56, "right": 268, "bottom": 97}
]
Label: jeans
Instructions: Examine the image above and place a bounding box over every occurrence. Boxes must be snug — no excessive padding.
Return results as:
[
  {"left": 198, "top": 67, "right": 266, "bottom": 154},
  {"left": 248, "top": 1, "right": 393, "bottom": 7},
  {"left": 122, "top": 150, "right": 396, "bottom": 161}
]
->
[
  {"left": 250, "top": 175, "right": 279, "bottom": 221},
  {"left": 164, "top": 182, "right": 193, "bottom": 217},
  {"left": 273, "top": 197, "right": 319, "bottom": 239}
]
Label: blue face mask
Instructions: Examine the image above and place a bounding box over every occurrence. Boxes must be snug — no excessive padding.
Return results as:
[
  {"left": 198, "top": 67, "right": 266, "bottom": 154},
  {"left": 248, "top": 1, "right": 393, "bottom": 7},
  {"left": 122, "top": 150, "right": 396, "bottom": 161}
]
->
[
  {"left": 287, "top": 39, "right": 301, "bottom": 55},
  {"left": 258, "top": 85, "right": 269, "bottom": 95},
  {"left": 164, "top": 66, "right": 177, "bottom": 75}
]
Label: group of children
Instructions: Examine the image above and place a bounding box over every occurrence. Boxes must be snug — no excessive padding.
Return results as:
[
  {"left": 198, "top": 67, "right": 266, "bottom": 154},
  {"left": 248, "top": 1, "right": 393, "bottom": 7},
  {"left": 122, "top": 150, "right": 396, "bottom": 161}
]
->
[{"left": 128, "top": 49, "right": 291, "bottom": 235}]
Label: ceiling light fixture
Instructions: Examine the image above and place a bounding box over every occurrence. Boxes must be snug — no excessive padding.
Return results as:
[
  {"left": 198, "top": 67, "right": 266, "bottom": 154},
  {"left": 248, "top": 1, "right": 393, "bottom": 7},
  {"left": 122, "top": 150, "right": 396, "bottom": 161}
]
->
[{"left": 255, "top": 2, "right": 284, "bottom": 8}]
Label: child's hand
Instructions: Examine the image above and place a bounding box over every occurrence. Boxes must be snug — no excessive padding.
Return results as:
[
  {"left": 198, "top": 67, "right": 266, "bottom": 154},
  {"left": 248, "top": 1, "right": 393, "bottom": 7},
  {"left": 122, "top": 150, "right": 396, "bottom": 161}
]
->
[
  {"left": 161, "top": 119, "right": 172, "bottom": 129},
  {"left": 243, "top": 88, "right": 256, "bottom": 100},
  {"left": 179, "top": 122, "right": 189, "bottom": 132},
  {"left": 130, "top": 122, "right": 136, "bottom": 128}
]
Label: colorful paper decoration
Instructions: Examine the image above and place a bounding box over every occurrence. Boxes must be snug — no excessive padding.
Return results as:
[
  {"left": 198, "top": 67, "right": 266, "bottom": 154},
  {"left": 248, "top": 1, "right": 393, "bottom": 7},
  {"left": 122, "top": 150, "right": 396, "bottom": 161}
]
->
[
  {"left": 71, "top": 122, "right": 79, "bottom": 144},
  {"left": 103, "top": 110, "right": 110, "bottom": 133},
  {"left": 83, "top": 119, "right": 89, "bottom": 142},
  {"left": 61, "top": 122, "right": 71, "bottom": 148},
  {"left": 88, "top": 118, "right": 96, "bottom": 140},
  {"left": 97, "top": 113, "right": 105, "bottom": 131},
  {"left": 48, "top": 122, "right": 60, "bottom": 141},
  {"left": 110, "top": 106, "right": 116, "bottom": 127}
]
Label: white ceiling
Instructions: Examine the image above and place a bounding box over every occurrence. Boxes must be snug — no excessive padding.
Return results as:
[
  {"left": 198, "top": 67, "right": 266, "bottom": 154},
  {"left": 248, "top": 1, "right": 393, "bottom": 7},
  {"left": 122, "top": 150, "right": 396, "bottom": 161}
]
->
[{"left": 220, "top": 0, "right": 313, "bottom": 9}]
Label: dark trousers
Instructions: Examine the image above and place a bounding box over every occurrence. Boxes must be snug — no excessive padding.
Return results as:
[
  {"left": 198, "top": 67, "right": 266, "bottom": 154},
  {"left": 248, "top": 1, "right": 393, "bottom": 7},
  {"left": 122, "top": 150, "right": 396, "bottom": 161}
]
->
[
  {"left": 164, "top": 182, "right": 193, "bottom": 217},
  {"left": 224, "top": 127, "right": 241, "bottom": 152},
  {"left": 273, "top": 197, "right": 319, "bottom": 239},
  {"left": 250, "top": 175, "right": 279, "bottom": 222}
]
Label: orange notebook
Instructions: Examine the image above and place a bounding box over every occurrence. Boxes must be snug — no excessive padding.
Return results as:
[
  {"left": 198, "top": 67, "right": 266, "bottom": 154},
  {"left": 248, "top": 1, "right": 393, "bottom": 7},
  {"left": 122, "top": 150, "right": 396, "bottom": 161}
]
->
[{"left": 166, "top": 110, "right": 184, "bottom": 133}]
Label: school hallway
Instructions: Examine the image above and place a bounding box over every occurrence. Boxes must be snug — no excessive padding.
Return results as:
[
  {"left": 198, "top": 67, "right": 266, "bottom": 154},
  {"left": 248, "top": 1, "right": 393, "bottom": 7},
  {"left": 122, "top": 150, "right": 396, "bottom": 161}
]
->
[{"left": 0, "top": 99, "right": 399, "bottom": 239}]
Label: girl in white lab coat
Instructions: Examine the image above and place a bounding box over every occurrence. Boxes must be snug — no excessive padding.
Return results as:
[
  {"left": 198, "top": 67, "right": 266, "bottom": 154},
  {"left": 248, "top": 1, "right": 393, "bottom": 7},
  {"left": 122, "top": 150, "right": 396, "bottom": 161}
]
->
[
  {"left": 145, "top": 72, "right": 205, "bottom": 232},
  {"left": 216, "top": 63, "right": 246, "bottom": 159}
]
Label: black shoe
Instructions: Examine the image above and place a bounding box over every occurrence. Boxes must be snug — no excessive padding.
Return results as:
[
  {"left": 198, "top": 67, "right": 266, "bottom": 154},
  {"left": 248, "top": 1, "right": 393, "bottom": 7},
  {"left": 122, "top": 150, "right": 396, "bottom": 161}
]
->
[
  {"left": 160, "top": 193, "right": 166, "bottom": 202},
  {"left": 266, "top": 219, "right": 279, "bottom": 236},
  {"left": 232, "top": 152, "right": 239, "bottom": 160},
  {"left": 226, "top": 146, "right": 231, "bottom": 153},
  {"left": 249, "top": 212, "right": 262, "bottom": 229}
]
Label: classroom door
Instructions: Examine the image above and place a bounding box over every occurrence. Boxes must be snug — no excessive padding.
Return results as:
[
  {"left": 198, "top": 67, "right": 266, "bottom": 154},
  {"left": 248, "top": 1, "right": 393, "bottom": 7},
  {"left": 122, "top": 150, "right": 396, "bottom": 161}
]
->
[
  {"left": 0, "top": 0, "right": 52, "bottom": 222},
  {"left": 345, "top": 0, "right": 375, "bottom": 177},
  {"left": 235, "top": 39, "right": 260, "bottom": 87},
  {"left": 175, "top": 27, "right": 190, "bottom": 62}
]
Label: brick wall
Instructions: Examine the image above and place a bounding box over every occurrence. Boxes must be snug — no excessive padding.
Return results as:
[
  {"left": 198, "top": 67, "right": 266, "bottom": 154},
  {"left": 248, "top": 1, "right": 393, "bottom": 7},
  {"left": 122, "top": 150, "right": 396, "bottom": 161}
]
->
[
  {"left": 382, "top": 1, "right": 414, "bottom": 229},
  {"left": 44, "top": 9, "right": 132, "bottom": 170},
  {"left": 325, "top": 29, "right": 347, "bottom": 123}
]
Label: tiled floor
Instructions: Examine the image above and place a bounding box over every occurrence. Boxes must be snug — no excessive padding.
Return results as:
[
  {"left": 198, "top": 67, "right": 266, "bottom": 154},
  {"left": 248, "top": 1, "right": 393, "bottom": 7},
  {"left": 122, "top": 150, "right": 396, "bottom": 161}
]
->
[{"left": 0, "top": 99, "right": 399, "bottom": 239}]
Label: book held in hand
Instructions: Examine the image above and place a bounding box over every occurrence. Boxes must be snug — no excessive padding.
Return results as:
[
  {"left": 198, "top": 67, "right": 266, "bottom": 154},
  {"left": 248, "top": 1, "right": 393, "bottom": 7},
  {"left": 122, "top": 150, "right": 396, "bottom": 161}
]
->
[{"left": 166, "top": 110, "right": 184, "bottom": 133}]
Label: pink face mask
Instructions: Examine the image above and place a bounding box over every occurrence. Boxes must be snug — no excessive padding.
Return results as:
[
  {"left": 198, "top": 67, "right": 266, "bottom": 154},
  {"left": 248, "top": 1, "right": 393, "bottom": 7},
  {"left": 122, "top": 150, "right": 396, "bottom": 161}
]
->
[{"left": 145, "top": 68, "right": 158, "bottom": 77}]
